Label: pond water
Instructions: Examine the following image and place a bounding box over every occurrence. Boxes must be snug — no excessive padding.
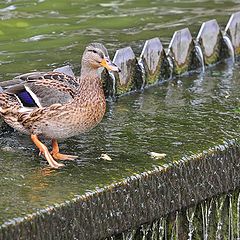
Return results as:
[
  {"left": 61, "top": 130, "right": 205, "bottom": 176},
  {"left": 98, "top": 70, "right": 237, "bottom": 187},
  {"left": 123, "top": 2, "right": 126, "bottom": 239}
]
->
[
  {"left": 0, "top": 0, "right": 240, "bottom": 226},
  {"left": 0, "top": 0, "right": 240, "bottom": 78}
]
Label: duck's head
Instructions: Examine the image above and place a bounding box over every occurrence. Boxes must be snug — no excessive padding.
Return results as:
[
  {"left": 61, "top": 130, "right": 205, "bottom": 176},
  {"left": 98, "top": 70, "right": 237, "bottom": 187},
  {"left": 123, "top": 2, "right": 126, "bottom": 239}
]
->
[{"left": 82, "top": 43, "right": 120, "bottom": 72}]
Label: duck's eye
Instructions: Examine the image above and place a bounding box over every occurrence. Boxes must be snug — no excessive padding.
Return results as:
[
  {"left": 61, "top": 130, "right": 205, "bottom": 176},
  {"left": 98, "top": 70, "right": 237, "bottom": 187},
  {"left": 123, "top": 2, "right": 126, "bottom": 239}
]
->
[{"left": 88, "top": 49, "right": 98, "bottom": 54}]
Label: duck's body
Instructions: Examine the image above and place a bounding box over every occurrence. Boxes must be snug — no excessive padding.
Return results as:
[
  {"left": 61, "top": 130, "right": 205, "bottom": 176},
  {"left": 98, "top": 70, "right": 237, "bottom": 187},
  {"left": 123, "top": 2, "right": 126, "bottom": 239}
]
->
[
  {"left": 7, "top": 70, "right": 106, "bottom": 139},
  {"left": 0, "top": 43, "right": 119, "bottom": 168},
  {"left": 0, "top": 72, "right": 79, "bottom": 136}
]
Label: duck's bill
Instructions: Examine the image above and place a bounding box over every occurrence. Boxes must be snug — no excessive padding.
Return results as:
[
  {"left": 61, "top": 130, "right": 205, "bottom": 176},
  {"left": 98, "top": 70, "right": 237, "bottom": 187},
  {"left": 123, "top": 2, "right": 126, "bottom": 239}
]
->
[{"left": 100, "top": 58, "right": 121, "bottom": 72}]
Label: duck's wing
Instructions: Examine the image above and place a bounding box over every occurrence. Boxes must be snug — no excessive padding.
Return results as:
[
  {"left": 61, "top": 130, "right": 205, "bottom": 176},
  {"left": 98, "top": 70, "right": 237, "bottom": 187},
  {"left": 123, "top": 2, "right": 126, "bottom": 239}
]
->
[
  {"left": 14, "top": 71, "right": 79, "bottom": 89},
  {"left": 5, "top": 77, "right": 77, "bottom": 108}
]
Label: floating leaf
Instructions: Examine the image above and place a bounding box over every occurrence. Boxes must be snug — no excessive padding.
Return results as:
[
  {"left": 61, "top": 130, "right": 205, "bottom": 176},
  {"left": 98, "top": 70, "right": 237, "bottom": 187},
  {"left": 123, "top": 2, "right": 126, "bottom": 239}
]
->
[
  {"left": 99, "top": 153, "right": 112, "bottom": 161},
  {"left": 148, "top": 152, "right": 166, "bottom": 159}
]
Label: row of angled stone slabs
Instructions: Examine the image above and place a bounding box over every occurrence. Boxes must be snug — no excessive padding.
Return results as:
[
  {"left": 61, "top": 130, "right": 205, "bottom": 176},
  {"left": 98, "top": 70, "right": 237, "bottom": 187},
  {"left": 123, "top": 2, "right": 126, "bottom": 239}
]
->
[
  {"left": 105, "top": 11, "right": 240, "bottom": 97},
  {"left": 3, "top": 12, "right": 238, "bottom": 97}
]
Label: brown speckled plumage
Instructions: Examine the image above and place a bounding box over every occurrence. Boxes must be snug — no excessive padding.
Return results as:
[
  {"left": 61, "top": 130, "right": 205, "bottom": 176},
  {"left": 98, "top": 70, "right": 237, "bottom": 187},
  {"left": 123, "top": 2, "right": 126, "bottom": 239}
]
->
[{"left": 0, "top": 43, "right": 120, "bottom": 168}]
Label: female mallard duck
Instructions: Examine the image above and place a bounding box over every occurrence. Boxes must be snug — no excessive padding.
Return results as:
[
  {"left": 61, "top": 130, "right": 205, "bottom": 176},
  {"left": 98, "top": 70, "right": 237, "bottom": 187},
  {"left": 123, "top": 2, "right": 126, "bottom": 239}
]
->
[{"left": 0, "top": 43, "right": 120, "bottom": 168}]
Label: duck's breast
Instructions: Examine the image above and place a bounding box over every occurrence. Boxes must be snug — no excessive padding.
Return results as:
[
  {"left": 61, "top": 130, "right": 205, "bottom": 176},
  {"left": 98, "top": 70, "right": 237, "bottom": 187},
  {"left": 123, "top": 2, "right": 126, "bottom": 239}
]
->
[{"left": 35, "top": 99, "right": 106, "bottom": 139}]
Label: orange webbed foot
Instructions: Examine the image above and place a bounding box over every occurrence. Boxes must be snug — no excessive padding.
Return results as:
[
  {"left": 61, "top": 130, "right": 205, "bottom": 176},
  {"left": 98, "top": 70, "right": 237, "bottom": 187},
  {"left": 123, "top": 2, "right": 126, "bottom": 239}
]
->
[
  {"left": 52, "top": 152, "right": 78, "bottom": 161},
  {"left": 31, "top": 134, "right": 64, "bottom": 169},
  {"left": 51, "top": 139, "right": 78, "bottom": 161}
]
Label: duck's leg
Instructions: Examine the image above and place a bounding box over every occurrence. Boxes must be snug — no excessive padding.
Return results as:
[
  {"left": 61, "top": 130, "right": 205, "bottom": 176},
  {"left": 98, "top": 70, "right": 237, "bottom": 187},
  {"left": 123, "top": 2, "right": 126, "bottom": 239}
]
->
[
  {"left": 31, "top": 134, "right": 64, "bottom": 168},
  {"left": 51, "top": 139, "right": 78, "bottom": 161}
]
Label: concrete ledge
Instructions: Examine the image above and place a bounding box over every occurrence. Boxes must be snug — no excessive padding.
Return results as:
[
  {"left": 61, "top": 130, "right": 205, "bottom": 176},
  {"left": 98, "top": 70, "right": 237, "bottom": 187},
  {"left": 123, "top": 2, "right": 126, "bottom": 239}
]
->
[{"left": 0, "top": 139, "right": 239, "bottom": 240}]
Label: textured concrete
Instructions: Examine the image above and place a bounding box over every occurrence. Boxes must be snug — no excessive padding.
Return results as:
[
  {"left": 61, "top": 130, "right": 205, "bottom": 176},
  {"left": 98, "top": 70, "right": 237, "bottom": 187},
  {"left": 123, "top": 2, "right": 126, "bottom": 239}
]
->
[{"left": 1, "top": 140, "right": 240, "bottom": 240}]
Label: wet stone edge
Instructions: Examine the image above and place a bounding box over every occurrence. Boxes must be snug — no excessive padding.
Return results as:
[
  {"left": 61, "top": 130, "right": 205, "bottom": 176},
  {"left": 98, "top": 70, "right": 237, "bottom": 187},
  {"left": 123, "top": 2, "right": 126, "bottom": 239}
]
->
[{"left": 0, "top": 139, "right": 240, "bottom": 240}]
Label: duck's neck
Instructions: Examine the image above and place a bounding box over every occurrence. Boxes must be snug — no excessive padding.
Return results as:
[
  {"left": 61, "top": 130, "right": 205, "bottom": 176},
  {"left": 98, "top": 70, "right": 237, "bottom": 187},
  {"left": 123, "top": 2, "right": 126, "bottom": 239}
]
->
[
  {"left": 80, "top": 63, "right": 100, "bottom": 80},
  {"left": 76, "top": 66, "right": 105, "bottom": 102}
]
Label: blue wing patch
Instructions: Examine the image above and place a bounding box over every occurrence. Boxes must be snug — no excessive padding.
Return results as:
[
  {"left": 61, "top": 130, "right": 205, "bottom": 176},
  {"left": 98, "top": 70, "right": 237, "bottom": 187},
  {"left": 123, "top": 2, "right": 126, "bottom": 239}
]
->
[{"left": 17, "top": 90, "right": 38, "bottom": 107}]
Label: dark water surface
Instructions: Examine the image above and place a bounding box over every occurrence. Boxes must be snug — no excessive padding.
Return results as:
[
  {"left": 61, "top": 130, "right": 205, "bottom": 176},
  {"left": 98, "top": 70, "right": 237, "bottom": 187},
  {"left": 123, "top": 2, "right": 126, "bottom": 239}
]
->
[{"left": 0, "top": 0, "right": 240, "bottom": 225}]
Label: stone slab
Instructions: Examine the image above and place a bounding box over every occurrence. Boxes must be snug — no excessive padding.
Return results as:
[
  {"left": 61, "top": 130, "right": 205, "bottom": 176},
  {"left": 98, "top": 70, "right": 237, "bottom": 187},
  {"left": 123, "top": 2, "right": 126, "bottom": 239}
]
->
[
  {"left": 113, "top": 47, "right": 143, "bottom": 95},
  {"left": 196, "top": 19, "right": 228, "bottom": 65},
  {"left": 167, "top": 28, "right": 195, "bottom": 74},
  {"left": 139, "top": 37, "right": 168, "bottom": 84},
  {"left": 53, "top": 65, "right": 75, "bottom": 78},
  {"left": 101, "top": 68, "right": 116, "bottom": 98},
  {"left": 225, "top": 11, "right": 240, "bottom": 56}
]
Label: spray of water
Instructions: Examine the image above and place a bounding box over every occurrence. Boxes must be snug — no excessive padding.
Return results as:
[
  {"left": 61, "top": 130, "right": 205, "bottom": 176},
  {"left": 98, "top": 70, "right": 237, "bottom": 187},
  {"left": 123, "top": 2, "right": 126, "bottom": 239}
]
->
[
  {"left": 166, "top": 55, "right": 174, "bottom": 79},
  {"left": 108, "top": 71, "right": 116, "bottom": 97},
  {"left": 138, "top": 58, "right": 146, "bottom": 89},
  {"left": 195, "top": 44, "right": 205, "bottom": 73},
  {"left": 223, "top": 35, "right": 235, "bottom": 62}
]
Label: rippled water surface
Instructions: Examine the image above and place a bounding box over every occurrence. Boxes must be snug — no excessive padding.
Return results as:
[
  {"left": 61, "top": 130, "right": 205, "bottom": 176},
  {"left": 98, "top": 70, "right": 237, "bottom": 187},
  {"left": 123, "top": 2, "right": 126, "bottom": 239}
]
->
[
  {"left": 0, "top": 0, "right": 240, "bottom": 78},
  {"left": 0, "top": 0, "right": 240, "bottom": 225}
]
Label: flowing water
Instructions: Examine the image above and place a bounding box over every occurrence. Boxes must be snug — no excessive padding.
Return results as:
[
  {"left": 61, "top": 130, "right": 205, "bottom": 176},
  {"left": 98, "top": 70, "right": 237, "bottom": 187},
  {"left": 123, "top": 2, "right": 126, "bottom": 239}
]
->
[{"left": 1, "top": 0, "right": 240, "bottom": 231}]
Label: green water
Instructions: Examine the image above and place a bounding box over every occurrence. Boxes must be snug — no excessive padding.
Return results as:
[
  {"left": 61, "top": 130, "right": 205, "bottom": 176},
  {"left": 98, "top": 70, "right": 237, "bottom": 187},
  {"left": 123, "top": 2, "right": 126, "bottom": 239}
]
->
[
  {"left": 0, "top": 0, "right": 239, "bottom": 78},
  {"left": 0, "top": 0, "right": 240, "bottom": 225}
]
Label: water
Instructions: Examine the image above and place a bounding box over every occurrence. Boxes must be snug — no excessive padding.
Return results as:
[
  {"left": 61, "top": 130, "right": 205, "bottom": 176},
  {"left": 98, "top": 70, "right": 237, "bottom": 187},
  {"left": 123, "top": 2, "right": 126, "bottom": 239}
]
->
[
  {"left": 0, "top": 0, "right": 240, "bottom": 229},
  {"left": 0, "top": 0, "right": 239, "bottom": 79},
  {"left": 195, "top": 43, "right": 205, "bottom": 72},
  {"left": 111, "top": 191, "right": 240, "bottom": 239},
  {"left": 223, "top": 35, "right": 235, "bottom": 62},
  {"left": 1, "top": 60, "right": 240, "bottom": 225}
]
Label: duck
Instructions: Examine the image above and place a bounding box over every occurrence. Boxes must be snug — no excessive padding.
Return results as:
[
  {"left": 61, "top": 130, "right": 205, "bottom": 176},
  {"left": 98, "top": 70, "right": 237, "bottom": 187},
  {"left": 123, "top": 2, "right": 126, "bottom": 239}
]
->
[{"left": 0, "top": 43, "right": 120, "bottom": 168}]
